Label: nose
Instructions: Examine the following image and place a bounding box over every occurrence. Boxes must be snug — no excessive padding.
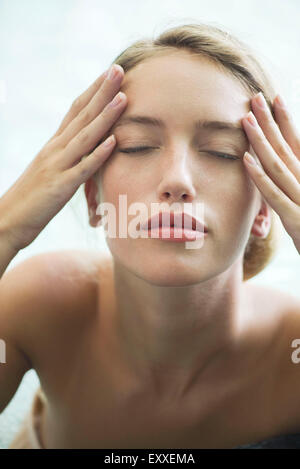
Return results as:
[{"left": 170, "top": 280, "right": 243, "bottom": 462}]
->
[{"left": 156, "top": 152, "right": 197, "bottom": 204}]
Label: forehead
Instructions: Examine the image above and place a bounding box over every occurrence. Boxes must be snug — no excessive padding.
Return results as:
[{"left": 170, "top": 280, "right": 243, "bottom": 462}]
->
[
  {"left": 119, "top": 51, "right": 252, "bottom": 121},
  {"left": 111, "top": 52, "right": 251, "bottom": 145}
]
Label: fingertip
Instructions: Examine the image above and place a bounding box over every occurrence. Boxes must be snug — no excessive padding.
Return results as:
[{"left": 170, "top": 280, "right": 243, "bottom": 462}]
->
[{"left": 103, "top": 134, "right": 116, "bottom": 148}]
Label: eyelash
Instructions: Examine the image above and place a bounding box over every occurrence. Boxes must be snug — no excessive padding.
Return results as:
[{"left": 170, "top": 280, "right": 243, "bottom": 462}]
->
[{"left": 118, "top": 146, "right": 239, "bottom": 161}]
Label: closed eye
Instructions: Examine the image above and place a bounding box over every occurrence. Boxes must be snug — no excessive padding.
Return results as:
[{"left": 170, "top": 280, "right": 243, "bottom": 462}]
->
[
  {"left": 205, "top": 151, "right": 239, "bottom": 161},
  {"left": 119, "top": 146, "right": 157, "bottom": 154},
  {"left": 118, "top": 146, "right": 239, "bottom": 161}
]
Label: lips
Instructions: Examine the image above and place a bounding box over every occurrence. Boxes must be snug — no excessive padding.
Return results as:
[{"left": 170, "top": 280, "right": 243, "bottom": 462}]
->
[{"left": 140, "top": 211, "right": 207, "bottom": 233}]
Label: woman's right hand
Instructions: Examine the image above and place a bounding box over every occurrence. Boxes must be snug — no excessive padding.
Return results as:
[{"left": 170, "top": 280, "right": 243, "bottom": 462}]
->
[{"left": 0, "top": 64, "right": 127, "bottom": 252}]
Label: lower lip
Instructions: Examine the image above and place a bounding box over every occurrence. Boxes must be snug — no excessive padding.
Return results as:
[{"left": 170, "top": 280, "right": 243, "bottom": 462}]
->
[{"left": 141, "top": 227, "right": 207, "bottom": 242}]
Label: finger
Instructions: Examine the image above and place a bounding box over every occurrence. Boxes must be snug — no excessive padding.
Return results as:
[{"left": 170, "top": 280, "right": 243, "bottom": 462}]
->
[
  {"left": 273, "top": 94, "right": 300, "bottom": 159},
  {"left": 243, "top": 151, "right": 300, "bottom": 228},
  {"left": 62, "top": 91, "right": 127, "bottom": 168},
  {"left": 57, "top": 64, "right": 124, "bottom": 148},
  {"left": 51, "top": 66, "right": 114, "bottom": 139},
  {"left": 64, "top": 134, "right": 117, "bottom": 185},
  {"left": 242, "top": 112, "right": 300, "bottom": 204},
  {"left": 250, "top": 92, "right": 300, "bottom": 182}
]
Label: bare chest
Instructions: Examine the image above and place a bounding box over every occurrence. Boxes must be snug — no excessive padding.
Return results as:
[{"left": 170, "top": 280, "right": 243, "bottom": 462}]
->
[
  {"left": 39, "top": 325, "right": 292, "bottom": 449},
  {"left": 36, "top": 270, "right": 300, "bottom": 448},
  {"left": 41, "top": 364, "right": 290, "bottom": 449}
]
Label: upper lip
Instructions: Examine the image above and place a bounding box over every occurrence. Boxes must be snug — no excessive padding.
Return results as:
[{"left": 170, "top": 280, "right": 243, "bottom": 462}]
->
[{"left": 141, "top": 211, "right": 207, "bottom": 232}]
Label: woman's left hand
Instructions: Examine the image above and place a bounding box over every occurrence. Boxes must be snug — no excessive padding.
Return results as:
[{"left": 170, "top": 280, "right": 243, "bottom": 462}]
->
[{"left": 242, "top": 92, "right": 300, "bottom": 255}]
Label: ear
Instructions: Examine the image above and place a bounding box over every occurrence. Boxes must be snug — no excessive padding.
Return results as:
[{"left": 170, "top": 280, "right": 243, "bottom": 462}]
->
[
  {"left": 84, "top": 177, "right": 102, "bottom": 228},
  {"left": 250, "top": 199, "right": 272, "bottom": 239}
]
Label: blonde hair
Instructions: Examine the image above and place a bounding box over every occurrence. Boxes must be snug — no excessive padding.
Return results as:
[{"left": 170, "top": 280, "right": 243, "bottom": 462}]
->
[{"left": 96, "top": 22, "right": 282, "bottom": 281}]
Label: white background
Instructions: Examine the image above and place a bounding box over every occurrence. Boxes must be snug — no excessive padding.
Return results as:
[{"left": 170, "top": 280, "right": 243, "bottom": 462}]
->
[{"left": 0, "top": 0, "right": 299, "bottom": 448}]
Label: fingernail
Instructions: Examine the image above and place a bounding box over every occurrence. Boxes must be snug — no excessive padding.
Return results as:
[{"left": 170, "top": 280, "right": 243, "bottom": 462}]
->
[
  {"left": 103, "top": 135, "right": 116, "bottom": 147},
  {"left": 246, "top": 111, "right": 257, "bottom": 127},
  {"left": 255, "top": 92, "right": 267, "bottom": 109},
  {"left": 275, "top": 94, "right": 286, "bottom": 108},
  {"left": 244, "top": 152, "right": 256, "bottom": 165},
  {"left": 107, "top": 65, "right": 119, "bottom": 81},
  {"left": 108, "top": 91, "right": 125, "bottom": 108}
]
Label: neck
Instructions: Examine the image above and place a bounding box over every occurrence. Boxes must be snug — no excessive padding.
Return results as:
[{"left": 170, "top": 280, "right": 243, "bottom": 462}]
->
[{"left": 98, "top": 256, "right": 252, "bottom": 398}]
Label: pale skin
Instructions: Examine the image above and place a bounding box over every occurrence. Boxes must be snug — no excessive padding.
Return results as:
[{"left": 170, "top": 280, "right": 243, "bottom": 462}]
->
[
  {"left": 1, "top": 51, "right": 300, "bottom": 449},
  {"left": 86, "top": 51, "right": 300, "bottom": 388}
]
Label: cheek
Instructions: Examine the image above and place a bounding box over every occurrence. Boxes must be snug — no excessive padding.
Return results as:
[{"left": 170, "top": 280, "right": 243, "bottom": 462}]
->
[
  {"left": 208, "top": 167, "right": 258, "bottom": 234},
  {"left": 100, "top": 159, "right": 141, "bottom": 214}
]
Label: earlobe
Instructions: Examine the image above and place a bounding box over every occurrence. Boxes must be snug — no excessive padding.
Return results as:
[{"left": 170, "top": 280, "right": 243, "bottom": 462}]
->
[{"left": 250, "top": 201, "right": 272, "bottom": 239}]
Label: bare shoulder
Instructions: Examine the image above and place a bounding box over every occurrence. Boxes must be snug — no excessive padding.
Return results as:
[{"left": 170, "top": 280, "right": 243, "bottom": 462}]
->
[
  {"left": 0, "top": 249, "right": 105, "bottom": 368},
  {"left": 0, "top": 248, "right": 103, "bottom": 314},
  {"left": 245, "top": 282, "right": 300, "bottom": 432},
  {"left": 249, "top": 283, "right": 300, "bottom": 432},
  {"left": 246, "top": 282, "right": 300, "bottom": 310},
  {"left": 278, "top": 293, "right": 300, "bottom": 432},
  {"left": 246, "top": 282, "right": 300, "bottom": 359},
  {"left": 243, "top": 281, "right": 300, "bottom": 358}
]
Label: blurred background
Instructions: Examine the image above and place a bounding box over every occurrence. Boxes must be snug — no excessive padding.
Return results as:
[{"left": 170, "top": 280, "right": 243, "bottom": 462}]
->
[{"left": 0, "top": 0, "right": 299, "bottom": 449}]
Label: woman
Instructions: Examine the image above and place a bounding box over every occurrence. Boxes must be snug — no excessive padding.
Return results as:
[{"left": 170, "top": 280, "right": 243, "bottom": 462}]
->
[{"left": 0, "top": 22, "right": 300, "bottom": 449}]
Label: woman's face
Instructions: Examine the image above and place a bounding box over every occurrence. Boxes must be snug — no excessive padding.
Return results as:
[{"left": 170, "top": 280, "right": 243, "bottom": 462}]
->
[{"left": 95, "top": 51, "right": 262, "bottom": 286}]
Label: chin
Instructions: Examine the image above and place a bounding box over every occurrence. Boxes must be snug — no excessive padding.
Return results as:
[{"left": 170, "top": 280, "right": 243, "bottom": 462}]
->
[{"left": 127, "top": 257, "right": 214, "bottom": 287}]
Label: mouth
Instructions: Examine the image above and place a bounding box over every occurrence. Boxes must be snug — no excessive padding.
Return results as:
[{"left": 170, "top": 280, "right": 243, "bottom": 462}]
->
[{"left": 140, "top": 211, "right": 207, "bottom": 233}]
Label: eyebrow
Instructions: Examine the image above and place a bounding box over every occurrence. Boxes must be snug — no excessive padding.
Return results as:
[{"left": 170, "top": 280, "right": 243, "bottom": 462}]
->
[{"left": 112, "top": 114, "right": 247, "bottom": 139}]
